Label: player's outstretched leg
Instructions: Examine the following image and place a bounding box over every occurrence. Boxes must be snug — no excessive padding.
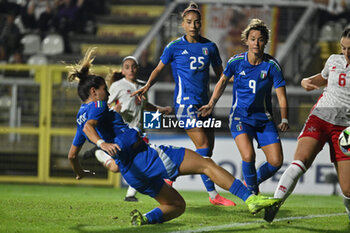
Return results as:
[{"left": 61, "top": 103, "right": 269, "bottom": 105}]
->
[{"left": 179, "top": 149, "right": 281, "bottom": 214}]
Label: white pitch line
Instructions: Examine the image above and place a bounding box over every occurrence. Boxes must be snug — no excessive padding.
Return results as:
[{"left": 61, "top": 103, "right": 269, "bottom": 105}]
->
[{"left": 167, "top": 212, "right": 347, "bottom": 233}]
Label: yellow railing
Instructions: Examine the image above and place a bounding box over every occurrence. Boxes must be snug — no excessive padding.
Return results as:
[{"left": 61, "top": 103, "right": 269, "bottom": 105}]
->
[{"left": 0, "top": 64, "right": 120, "bottom": 187}]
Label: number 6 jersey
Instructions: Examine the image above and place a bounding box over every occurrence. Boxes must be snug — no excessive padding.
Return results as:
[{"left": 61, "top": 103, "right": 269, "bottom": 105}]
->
[{"left": 312, "top": 54, "right": 350, "bottom": 126}]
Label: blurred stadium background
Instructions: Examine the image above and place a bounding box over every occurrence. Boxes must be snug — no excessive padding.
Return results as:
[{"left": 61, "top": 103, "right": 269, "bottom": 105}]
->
[{"left": 0, "top": 0, "right": 347, "bottom": 190}]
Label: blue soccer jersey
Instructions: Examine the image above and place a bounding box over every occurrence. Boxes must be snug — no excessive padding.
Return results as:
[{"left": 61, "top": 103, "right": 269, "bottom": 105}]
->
[
  {"left": 71, "top": 100, "right": 187, "bottom": 197},
  {"left": 160, "top": 35, "right": 222, "bottom": 105},
  {"left": 223, "top": 52, "right": 285, "bottom": 127},
  {"left": 72, "top": 100, "right": 140, "bottom": 151}
]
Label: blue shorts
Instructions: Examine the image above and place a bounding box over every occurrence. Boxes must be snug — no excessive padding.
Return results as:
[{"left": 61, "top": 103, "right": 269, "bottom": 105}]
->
[
  {"left": 120, "top": 144, "right": 185, "bottom": 198},
  {"left": 230, "top": 120, "right": 280, "bottom": 148},
  {"left": 174, "top": 104, "right": 211, "bottom": 130}
]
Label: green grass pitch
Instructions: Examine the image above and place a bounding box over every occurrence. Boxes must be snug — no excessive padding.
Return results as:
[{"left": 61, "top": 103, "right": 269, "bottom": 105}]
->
[{"left": 0, "top": 183, "right": 349, "bottom": 233}]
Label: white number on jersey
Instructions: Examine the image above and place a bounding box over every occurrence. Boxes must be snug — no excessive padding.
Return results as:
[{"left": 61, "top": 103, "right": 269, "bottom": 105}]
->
[
  {"left": 190, "top": 56, "right": 205, "bottom": 70},
  {"left": 249, "top": 80, "right": 256, "bottom": 94}
]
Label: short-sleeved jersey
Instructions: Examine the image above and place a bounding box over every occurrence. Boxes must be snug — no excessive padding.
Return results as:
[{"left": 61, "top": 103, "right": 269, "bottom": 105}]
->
[
  {"left": 108, "top": 78, "right": 144, "bottom": 128},
  {"left": 311, "top": 54, "right": 350, "bottom": 126},
  {"left": 72, "top": 101, "right": 141, "bottom": 159},
  {"left": 224, "top": 52, "right": 285, "bottom": 126},
  {"left": 160, "top": 35, "right": 222, "bottom": 105}
]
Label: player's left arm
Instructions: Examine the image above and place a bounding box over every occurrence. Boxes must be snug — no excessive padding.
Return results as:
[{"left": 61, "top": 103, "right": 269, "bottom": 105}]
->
[
  {"left": 275, "top": 86, "right": 289, "bottom": 132},
  {"left": 68, "top": 144, "right": 95, "bottom": 180}
]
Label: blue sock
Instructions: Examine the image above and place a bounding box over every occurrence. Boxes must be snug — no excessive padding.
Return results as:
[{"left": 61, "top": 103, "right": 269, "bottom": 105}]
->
[
  {"left": 196, "top": 148, "right": 215, "bottom": 192},
  {"left": 257, "top": 162, "right": 281, "bottom": 184},
  {"left": 242, "top": 160, "right": 258, "bottom": 194},
  {"left": 145, "top": 208, "right": 163, "bottom": 224},
  {"left": 229, "top": 179, "right": 251, "bottom": 201}
]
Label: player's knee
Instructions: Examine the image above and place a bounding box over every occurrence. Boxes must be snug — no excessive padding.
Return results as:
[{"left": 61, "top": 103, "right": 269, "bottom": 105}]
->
[
  {"left": 173, "top": 198, "right": 186, "bottom": 217},
  {"left": 241, "top": 154, "right": 255, "bottom": 162},
  {"left": 342, "top": 189, "right": 350, "bottom": 198},
  {"left": 268, "top": 157, "right": 283, "bottom": 168},
  {"left": 204, "top": 158, "right": 218, "bottom": 171}
]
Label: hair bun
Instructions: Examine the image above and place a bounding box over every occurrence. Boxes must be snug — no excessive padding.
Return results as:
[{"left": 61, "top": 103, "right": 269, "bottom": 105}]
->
[{"left": 189, "top": 2, "right": 198, "bottom": 9}]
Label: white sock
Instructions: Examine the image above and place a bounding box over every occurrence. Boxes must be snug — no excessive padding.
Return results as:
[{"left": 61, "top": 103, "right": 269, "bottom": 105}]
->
[
  {"left": 126, "top": 186, "right": 137, "bottom": 197},
  {"left": 274, "top": 160, "right": 307, "bottom": 201},
  {"left": 342, "top": 193, "right": 350, "bottom": 215},
  {"left": 95, "top": 150, "right": 113, "bottom": 168},
  {"left": 208, "top": 190, "right": 218, "bottom": 199}
]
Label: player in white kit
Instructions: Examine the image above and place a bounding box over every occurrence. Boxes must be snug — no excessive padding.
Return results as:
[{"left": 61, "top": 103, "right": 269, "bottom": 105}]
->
[
  {"left": 264, "top": 26, "right": 350, "bottom": 222},
  {"left": 83, "top": 56, "right": 172, "bottom": 202}
]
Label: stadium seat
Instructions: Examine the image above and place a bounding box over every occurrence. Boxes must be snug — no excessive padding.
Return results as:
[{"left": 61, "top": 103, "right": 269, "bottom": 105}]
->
[
  {"left": 27, "top": 54, "right": 48, "bottom": 65},
  {"left": 319, "top": 23, "right": 334, "bottom": 42},
  {"left": 42, "top": 34, "right": 65, "bottom": 55},
  {"left": 20, "top": 34, "right": 41, "bottom": 55}
]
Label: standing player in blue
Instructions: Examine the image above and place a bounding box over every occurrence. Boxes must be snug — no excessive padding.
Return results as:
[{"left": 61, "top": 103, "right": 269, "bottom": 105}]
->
[
  {"left": 132, "top": 1, "right": 235, "bottom": 206},
  {"left": 67, "top": 47, "right": 281, "bottom": 226},
  {"left": 200, "top": 19, "right": 289, "bottom": 195}
]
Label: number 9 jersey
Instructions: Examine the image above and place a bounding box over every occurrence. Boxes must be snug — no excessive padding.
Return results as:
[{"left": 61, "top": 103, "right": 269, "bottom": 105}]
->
[
  {"left": 160, "top": 35, "right": 222, "bottom": 105},
  {"left": 223, "top": 52, "right": 285, "bottom": 127},
  {"left": 312, "top": 54, "right": 350, "bottom": 126}
]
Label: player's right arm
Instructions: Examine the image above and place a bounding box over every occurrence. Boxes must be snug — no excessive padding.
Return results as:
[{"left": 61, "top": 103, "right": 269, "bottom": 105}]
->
[
  {"left": 199, "top": 74, "right": 229, "bottom": 117},
  {"left": 301, "top": 73, "right": 327, "bottom": 91},
  {"left": 83, "top": 119, "right": 121, "bottom": 156},
  {"left": 131, "top": 61, "right": 166, "bottom": 100}
]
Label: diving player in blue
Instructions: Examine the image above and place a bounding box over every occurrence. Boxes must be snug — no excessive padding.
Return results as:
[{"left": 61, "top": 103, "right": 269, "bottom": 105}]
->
[
  {"left": 67, "top": 47, "right": 282, "bottom": 226},
  {"left": 132, "top": 1, "right": 235, "bottom": 206},
  {"left": 200, "top": 19, "right": 289, "bottom": 195}
]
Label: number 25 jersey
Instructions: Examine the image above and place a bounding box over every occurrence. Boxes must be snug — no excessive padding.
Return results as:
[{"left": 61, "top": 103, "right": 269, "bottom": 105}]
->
[{"left": 160, "top": 35, "right": 222, "bottom": 105}]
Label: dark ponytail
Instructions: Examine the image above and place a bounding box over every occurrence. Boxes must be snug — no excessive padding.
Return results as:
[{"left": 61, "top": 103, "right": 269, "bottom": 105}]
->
[{"left": 67, "top": 47, "right": 106, "bottom": 102}]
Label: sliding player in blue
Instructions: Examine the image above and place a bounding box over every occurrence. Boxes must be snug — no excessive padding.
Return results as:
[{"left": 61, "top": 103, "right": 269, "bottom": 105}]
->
[
  {"left": 131, "top": 1, "right": 235, "bottom": 206},
  {"left": 67, "top": 47, "right": 281, "bottom": 226},
  {"left": 199, "top": 19, "right": 289, "bottom": 195}
]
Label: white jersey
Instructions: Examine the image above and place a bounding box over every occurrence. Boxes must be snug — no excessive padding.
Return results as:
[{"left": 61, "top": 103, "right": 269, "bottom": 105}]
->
[
  {"left": 311, "top": 54, "right": 350, "bottom": 126},
  {"left": 108, "top": 78, "right": 144, "bottom": 128}
]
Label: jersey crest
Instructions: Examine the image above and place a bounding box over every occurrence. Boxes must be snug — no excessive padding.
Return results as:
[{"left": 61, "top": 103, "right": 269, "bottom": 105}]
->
[
  {"left": 260, "top": 70, "right": 267, "bottom": 79},
  {"left": 202, "top": 47, "right": 208, "bottom": 56}
]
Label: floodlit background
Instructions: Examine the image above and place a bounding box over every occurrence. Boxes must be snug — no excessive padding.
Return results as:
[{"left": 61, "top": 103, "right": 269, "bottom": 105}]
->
[{"left": 0, "top": 0, "right": 347, "bottom": 194}]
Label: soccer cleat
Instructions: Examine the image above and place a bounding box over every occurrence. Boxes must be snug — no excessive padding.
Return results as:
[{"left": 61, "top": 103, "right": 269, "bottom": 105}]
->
[
  {"left": 82, "top": 146, "right": 99, "bottom": 160},
  {"left": 130, "top": 209, "right": 148, "bottom": 226},
  {"left": 164, "top": 179, "right": 174, "bottom": 186},
  {"left": 245, "top": 195, "right": 282, "bottom": 215},
  {"left": 209, "top": 194, "right": 236, "bottom": 206},
  {"left": 124, "top": 196, "right": 138, "bottom": 202},
  {"left": 263, "top": 201, "right": 281, "bottom": 223}
]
